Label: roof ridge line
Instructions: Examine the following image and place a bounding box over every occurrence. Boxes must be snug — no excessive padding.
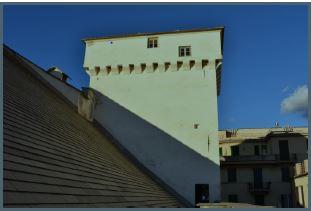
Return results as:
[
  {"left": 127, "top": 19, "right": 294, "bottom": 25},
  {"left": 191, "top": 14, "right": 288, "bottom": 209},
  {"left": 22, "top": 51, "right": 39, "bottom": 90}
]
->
[{"left": 82, "top": 27, "right": 224, "bottom": 42}]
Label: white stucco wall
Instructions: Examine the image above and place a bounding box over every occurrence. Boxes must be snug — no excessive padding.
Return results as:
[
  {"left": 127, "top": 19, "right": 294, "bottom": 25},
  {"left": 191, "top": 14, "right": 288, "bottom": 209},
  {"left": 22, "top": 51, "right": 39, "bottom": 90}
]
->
[
  {"left": 83, "top": 29, "right": 223, "bottom": 205},
  {"left": 83, "top": 30, "right": 222, "bottom": 70}
]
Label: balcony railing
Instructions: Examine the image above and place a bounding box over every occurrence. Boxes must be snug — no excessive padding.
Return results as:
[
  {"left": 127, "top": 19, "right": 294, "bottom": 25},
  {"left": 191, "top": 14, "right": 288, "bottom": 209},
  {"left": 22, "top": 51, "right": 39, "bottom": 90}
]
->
[
  {"left": 221, "top": 153, "right": 306, "bottom": 163},
  {"left": 248, "top": 182, "right": 271, "bottom": 194}
]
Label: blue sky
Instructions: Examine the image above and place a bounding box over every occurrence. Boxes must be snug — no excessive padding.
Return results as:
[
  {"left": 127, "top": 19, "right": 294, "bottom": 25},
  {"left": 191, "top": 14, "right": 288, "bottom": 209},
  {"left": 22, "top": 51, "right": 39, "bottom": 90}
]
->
[{"left": 4, "top": 5, "right": 308, "bottom": 129}]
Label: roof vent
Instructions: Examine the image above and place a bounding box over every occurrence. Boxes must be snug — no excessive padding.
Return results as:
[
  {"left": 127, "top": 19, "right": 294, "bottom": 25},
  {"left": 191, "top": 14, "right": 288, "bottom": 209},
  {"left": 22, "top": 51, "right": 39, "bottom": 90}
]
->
[{"left": 47, "top": 67, "right": 70, "bottom": 83}]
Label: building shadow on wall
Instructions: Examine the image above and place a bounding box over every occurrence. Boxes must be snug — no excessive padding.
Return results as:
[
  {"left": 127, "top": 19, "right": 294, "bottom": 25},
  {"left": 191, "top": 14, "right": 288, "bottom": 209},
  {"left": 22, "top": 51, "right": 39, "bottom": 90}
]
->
[{"left": 89, "top": 89, "right": 220, "bottom": 207}]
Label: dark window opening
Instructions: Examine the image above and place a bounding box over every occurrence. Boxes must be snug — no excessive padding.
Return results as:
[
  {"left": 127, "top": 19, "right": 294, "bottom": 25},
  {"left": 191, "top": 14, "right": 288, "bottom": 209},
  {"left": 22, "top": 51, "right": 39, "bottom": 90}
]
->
[
  {"left": 228, "top": 168, "right": 237, "bottom": 183},
  {"left": 231, "top": 145, "right": 240, "bottom": 156},
  {"left": 219, "top": 148, "right": 223, "bottom": 156},
  {"left": 179, "top": 46, "right": 191, "bottom": 57},
  {"left": 279, "top": 140, "right": 290, "bottom": 161},
  {"left": 253, "top": 168, "right": 263, "bottom": 188},
  {"left": 147, "top": 37, "right": 158, "bottom": 48}
]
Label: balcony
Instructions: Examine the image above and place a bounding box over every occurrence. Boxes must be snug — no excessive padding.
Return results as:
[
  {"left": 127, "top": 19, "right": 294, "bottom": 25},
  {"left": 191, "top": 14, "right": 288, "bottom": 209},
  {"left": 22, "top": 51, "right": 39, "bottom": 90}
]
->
[
  {"left": 248, "top": 182, "right": 271, "bottom": 194},
  {"left": 220, "top": 153, "right": 306, "bottom": 165}
]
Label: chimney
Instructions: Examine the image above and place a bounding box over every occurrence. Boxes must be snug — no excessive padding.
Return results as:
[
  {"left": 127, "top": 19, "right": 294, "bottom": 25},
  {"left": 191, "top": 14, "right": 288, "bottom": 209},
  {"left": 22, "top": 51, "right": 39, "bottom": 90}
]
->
[
  {"left": 77, "top": 87, "right": 96, "bottom": 122},
  {"left": 47, "top": 67, "right": 70, "bottom": 83}
]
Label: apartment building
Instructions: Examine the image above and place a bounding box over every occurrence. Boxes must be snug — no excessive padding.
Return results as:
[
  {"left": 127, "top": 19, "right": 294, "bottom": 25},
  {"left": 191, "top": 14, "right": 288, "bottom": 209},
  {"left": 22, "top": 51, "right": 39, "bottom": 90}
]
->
[{"left": 219, "top": 126, "right": 308, "bottom": 207}]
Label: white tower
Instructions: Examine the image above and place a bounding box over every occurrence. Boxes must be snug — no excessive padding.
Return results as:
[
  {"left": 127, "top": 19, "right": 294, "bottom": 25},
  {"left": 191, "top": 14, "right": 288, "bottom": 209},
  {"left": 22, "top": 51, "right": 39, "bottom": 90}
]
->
[{"left": 82, "top": 27, "right": 224, "bottom": 205}]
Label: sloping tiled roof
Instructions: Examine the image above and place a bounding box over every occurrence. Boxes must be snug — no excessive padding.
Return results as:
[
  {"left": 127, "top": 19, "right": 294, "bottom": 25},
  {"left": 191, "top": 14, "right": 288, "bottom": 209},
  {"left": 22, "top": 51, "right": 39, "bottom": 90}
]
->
[{"left": 3, "top": 46, "right": 185, "bottom": 208}]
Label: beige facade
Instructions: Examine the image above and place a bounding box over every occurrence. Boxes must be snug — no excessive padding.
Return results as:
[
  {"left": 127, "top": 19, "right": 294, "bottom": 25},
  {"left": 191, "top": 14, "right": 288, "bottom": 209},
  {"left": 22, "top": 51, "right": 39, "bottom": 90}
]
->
[
  {"left": 293, "top": 159, "right": 308, "bottom": 208},
  {"left": 219, "top": 126, "right": 308, "bottom": 207}
]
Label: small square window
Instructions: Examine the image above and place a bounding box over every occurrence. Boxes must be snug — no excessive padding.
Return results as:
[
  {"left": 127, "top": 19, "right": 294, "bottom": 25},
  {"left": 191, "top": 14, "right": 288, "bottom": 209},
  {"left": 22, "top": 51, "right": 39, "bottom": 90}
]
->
[
  {"left": 147, "top": 37, "right": 158, "bottom": 48},
  {"left": 179, "top": 46, "right": 191, "bottom": 57}
]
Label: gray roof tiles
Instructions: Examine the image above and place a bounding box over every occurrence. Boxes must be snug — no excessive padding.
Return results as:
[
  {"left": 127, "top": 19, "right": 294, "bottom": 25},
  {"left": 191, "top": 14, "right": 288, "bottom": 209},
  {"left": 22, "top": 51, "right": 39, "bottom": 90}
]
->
[{"left": 3, "top": 46, "right": 185, "bottom": 208}]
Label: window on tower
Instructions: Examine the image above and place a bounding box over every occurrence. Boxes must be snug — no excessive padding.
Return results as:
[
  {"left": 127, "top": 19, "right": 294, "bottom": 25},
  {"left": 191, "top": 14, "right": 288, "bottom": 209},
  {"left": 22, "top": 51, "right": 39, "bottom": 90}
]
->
[
  {"left": 147, "top": 37, "right": 158, "bottom": 48},
  {"left": 179, "top": 46, "right": 191, "bottom": 57}
]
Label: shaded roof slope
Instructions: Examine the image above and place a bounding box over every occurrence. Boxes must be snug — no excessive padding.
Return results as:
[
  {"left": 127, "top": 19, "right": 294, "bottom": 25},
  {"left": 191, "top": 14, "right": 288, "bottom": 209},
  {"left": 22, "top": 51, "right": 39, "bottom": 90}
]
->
[{"left": 3, "top": 46, "right": 185, "bottom": 208}]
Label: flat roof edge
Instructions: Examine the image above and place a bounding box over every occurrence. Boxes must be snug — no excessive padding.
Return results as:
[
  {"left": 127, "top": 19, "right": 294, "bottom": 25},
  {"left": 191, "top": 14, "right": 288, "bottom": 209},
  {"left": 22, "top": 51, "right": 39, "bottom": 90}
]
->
[{"left": 82, "top": 27, "right": 225, "bottom": 42}]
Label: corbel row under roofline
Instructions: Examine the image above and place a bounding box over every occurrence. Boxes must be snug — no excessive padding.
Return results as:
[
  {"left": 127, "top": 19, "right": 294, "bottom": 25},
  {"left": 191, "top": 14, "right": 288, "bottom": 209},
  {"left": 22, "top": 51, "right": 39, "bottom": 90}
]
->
[{"left": 84, "top": 59, "right": 222, "bottom": 76}]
